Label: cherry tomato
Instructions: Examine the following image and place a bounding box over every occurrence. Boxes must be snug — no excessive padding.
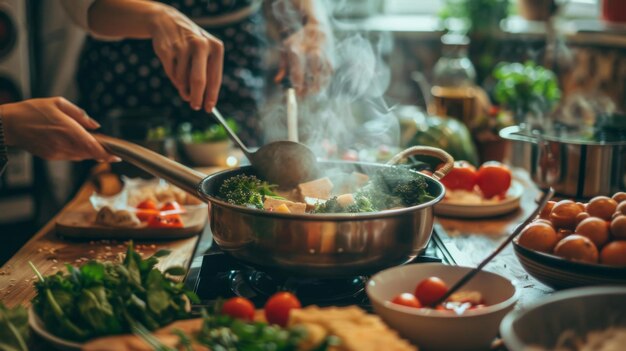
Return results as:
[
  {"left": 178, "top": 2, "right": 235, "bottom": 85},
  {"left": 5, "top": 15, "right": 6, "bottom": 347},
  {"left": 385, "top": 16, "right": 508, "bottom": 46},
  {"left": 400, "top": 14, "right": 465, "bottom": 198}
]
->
[
  {"left": 415, "top": 277, "right": 449, "bottom": 306},
  {"left": 391, "top": 293, "right": 422, "bottom": 308},
  {"left": 147, "top": 214, "right": 184, "bottom": 228},
  {"left": 221, "top": 297, "right": 255, "bottom": 321},
  {"left": 264, "top": 292, "right": 301, "bottom": 327},
  {"left": 137, "top": 200, "right": 158, "bottom": 211},
  {"left": 160, "top": 201, "right": 183, "bottom": 212},
  {"left": 476, "top": 161, "right": 512, "bottom": 199},
  {"left": 440, "top": 161, "right": 477, "bottom": 191}
]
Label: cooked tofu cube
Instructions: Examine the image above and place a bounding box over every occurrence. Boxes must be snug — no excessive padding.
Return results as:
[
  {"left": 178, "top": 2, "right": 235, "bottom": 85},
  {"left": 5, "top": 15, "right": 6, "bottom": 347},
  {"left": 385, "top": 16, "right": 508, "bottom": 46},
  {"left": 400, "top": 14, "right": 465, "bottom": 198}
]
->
[
  {"left": 352, "top": 171, "right": 369, "bottom": 187},
  {"left": 298, "top": 177, "right": 334, "bottom": 200},
  {"left": 263, "top": 197, "right": 307, "bottom": 214}
]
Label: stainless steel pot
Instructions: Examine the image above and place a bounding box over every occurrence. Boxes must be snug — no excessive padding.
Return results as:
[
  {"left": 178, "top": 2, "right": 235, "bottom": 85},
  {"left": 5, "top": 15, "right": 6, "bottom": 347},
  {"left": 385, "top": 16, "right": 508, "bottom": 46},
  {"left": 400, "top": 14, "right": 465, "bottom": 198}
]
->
[
  {"left": 500, "top": 125, "right": 626, "bottom": 199},
  {"left": 95, "top": 135, "right": 454, "bottom": 277}
]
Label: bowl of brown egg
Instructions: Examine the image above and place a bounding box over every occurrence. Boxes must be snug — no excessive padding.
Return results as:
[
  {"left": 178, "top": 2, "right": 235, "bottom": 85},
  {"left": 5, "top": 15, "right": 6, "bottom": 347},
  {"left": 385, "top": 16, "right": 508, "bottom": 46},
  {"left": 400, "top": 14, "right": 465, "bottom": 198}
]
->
[{"left": 513, "top": 192, "right": 626, "bottom": 289}]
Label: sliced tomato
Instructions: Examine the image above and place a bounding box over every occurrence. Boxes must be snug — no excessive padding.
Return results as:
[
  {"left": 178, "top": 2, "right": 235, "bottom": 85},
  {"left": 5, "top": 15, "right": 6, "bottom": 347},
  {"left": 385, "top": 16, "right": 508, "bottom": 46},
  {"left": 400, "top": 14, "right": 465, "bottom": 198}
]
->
[
  {"left": 391, "top": 293, "right": 422, "bottom": 308},
  {"left": 147, "top": 214, "right": 184, "bottom": 228},
  {"left": 440, "top": 161, "right": 477, "bottom": 191},
  {"left": 476, "top": 161, "right": 512, "bottom": 199},
  {"left": 221, "top": 297, "right": 255, "bottom": 321},
  {"left": 160, "top": 201, "right": 183, "bottom": 212},
  {"left": 137, "top": 199, "right": 159, "bottom": 211},
  {"left": 264, "top": 292, "right": 301, "bottom": 327}
]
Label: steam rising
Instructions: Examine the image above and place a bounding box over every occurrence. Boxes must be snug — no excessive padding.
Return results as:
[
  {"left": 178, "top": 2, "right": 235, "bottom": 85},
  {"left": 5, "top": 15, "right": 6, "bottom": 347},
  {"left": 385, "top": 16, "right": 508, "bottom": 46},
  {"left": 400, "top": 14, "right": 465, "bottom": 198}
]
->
[{"left": 261, "top": 1, "right": 398, "bottom": 159}]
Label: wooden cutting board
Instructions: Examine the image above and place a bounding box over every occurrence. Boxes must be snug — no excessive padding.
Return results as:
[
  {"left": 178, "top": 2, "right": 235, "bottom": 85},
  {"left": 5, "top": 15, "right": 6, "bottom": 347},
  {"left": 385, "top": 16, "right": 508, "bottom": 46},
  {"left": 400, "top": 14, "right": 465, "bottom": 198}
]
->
[{"left": 55, "top": 202, "right": 207, "bottom": 240}]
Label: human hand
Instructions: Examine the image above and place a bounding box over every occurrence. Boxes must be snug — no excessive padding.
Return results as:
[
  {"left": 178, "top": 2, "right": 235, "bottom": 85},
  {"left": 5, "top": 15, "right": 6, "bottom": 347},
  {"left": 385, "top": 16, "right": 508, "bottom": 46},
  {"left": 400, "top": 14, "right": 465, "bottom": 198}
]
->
[
  {"left": 1, "top": 97, "right": 120, "bottom": 162},
  {"left": 275, "top": 23, "right": 333, "bottom": 96},
  {"left": 149, "top": 5, "right": 224, "bottom": 112}
]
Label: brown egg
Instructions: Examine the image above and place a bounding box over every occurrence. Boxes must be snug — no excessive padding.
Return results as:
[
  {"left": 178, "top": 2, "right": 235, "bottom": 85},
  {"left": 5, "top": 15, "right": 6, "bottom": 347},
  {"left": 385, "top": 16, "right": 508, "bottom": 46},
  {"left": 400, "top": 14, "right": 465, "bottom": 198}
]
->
[
  {"left": 539, "top": 201, "right": 556, "bottom": 220},
  {"left": 600, "top": 241, "right": 626, "bottom": 266},
  {"left": 517, "top": 223, "right": 559, "bottom": 253},
  {"left": 575, "top": 217, "right": 610, "bottom": 248},
  {"left": 576, "top": 202, "right": 587, "bottom": 212},
  {"left": 613, "top": 212, "right": 622, "bottom": 220},
  {"left": 550, "top": 200, "right": 584, "bottom": 230},
  {"left": 616, "top": 201, "right": 626, "bottom": 216},
  {"left": 575, "top": 212, "right": 590, "bottom": 225},
  {"left": 554, "top": 234, "right": 599, "bottom": 263},
  {"left": 612, "top": 192, "right": 626, "bottom": 203},
  {"left": 587, "top": 196, "right": 618, "bottom": 220},
  {"left": 532, "top": 218, "right": 554, "bottom": 227},
  {"left": 556, "top": 229, "right": 573, "bottom": 241},
  {"left": 610, "top": 215, "right": 626, "bottom": 239}
]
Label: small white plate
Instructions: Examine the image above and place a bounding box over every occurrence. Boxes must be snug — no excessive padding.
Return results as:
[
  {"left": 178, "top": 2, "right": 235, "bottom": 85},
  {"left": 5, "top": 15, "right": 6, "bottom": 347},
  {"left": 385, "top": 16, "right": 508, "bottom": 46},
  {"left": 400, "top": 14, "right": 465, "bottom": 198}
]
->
[
  {"left": 29, "top": 307, "right": 83, "bottom": 351},
  {"left": 435, "top": 180, "right": 524, "bottom": 218}
]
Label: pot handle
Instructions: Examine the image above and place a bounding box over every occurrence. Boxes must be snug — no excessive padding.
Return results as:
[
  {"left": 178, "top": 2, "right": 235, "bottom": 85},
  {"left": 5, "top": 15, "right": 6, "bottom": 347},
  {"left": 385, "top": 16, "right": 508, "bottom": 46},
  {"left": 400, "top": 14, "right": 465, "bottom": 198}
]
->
[
  {"left": 386, "top": 146, "right": 454, "bottom": 181},
  {"left": 499, "top": 125, "right": 539, "bottom": 144},
  {"left": 94, "top": 134, "right": 206, "bottom": 196}
]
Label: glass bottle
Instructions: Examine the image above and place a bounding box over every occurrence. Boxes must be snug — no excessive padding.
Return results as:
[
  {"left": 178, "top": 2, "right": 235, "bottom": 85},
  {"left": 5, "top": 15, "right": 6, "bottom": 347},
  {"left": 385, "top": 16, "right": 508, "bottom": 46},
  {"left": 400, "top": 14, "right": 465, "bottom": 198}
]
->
[{"left": 430, "top": 33, "right": 477, "bottom": 126}]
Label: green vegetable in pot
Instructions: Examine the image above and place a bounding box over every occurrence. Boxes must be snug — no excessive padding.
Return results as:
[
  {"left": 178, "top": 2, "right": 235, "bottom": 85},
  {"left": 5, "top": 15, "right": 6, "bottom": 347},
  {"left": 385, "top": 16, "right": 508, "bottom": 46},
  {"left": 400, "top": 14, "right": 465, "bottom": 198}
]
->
[
  {"left": 218, "top": 174, "right": 280, "bottom": 209},
  {"left": 0, "top": 303, "right": 29, "bottom": 351},
  {"left": 31, "top": 243, "right": 198, "bottom": 342}
]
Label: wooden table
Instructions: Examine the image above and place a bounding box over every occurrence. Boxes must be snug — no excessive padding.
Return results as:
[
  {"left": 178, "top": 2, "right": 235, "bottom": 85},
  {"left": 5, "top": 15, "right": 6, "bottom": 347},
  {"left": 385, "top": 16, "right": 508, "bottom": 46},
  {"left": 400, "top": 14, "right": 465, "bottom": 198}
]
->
[{"left": 0, "top": 166, "right": 224, "bottom": 308}]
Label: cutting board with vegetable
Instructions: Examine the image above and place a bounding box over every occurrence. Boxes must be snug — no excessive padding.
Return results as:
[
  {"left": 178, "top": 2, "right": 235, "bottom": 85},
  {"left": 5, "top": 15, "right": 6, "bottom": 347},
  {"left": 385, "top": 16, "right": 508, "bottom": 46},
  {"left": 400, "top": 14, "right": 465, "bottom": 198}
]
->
[{"left": 55, "top": 202, "right": 207, "bottom": 239}]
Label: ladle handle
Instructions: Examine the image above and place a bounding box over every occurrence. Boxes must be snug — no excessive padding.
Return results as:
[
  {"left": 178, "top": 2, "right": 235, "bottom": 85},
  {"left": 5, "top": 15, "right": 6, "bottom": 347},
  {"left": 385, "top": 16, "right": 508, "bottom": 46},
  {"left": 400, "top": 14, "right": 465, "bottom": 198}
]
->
[
  {"left": 387, "top": 146, "right": 455, "bottom": 180},
  {"left": 211, "top": 107, "right": 252, "bottom": 156},
  {"left": 94, "top": 134, "right": 206, "bottom": 196}
]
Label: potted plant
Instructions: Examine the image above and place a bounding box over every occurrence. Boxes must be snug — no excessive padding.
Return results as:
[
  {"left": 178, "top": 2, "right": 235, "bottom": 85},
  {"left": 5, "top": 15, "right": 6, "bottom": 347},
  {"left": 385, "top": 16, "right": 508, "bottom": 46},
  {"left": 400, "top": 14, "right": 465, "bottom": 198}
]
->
[
  {"left": 177, "top": 119, "right": 239, "bottom": 167},
  {"left": 492, "top": 60, "right": 561, "bottom": 129}
]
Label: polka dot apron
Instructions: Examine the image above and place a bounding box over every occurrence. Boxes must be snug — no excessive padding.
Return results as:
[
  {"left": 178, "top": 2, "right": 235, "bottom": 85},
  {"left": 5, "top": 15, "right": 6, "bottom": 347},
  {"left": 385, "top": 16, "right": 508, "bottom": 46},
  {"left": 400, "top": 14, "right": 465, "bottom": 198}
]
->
[{"left": 77, "top": 0, "right": 267, "bottom": 146}]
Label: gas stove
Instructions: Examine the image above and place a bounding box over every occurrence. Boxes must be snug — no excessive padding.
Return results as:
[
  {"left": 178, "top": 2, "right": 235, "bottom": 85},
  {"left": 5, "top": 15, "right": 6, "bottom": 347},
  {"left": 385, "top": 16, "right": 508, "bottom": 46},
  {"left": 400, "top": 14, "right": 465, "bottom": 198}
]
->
[{"left": 185, "top": 228, "right": 462, "bottom": 310}]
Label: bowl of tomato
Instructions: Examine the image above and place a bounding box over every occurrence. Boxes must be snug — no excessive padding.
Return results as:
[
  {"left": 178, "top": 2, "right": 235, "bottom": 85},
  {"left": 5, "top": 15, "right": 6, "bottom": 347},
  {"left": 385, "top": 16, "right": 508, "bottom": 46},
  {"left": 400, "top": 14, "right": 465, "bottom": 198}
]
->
[{"left": 366, "top": 263, "right": 518, "bottom": 351}]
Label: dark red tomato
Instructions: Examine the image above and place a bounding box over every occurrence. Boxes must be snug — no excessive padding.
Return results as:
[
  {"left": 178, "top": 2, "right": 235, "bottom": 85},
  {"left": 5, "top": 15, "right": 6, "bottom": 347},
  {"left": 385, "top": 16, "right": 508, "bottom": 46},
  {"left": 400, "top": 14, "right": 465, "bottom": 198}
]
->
[
  {"left": 391, "top": 293, "right": 422, "bottom": 308},
  {"left": 476, "top": 161, "right": 512, "bottom": 199},
  {"left": 440, "top": 161, "right": 477, "bottom": 191},
  {"left": 160, "top": 201, "right": 183, "bottom": 212},
  {"left": 221, "top": 297, "right": 255, "bottom": 321},
  {"left": 415, "top": 277, "right": 449, "bottom": 306},
  {"left": 137, "top": 199, "right": 158, "bottom": 211},
  {"left": 147, "top": 214, "right": 184, "bottom": 228},
  {"left": 264, "top": 292, "right": 301, "bottom": 327}
]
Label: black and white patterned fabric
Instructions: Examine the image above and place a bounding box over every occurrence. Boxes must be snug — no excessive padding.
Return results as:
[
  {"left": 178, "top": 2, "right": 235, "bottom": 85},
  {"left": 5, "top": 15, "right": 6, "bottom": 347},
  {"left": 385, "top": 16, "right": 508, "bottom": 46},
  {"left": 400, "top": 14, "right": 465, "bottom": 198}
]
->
[{"left": 77, "top": 0, "right": 267, "bottom": 145}]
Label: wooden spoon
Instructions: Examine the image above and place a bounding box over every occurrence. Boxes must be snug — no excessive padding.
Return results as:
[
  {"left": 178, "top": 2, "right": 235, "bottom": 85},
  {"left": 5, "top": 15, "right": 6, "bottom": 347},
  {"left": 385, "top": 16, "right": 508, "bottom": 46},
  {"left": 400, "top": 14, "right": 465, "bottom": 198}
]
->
[{"left": 430, "top": 187, "right": 556, "bottom": 307}]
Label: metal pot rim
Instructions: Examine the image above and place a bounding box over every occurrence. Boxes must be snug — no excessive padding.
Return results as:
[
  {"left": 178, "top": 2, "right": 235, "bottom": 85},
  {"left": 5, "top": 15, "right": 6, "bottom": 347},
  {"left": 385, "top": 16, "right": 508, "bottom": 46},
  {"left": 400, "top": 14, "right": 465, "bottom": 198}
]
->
[
  {"left": 197, "top": 161, "right": 446, "bottom": 220},
  {"left": 500, "top": 125, "right": 626, "bottom": 146}
]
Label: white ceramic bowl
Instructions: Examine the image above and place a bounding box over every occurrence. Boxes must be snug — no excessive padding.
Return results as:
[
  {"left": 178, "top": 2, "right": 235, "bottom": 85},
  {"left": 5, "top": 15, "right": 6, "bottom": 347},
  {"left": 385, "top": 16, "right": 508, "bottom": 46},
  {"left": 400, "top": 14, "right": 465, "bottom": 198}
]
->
[
  {"left": 182, "top": 140, "right": 231, "bottom": 166},
  {"left": 367, "top": 263, "right": 519, "bottom": 351},
  {"left": 500, "top": 286, "right": 626, "bottom": 351}
]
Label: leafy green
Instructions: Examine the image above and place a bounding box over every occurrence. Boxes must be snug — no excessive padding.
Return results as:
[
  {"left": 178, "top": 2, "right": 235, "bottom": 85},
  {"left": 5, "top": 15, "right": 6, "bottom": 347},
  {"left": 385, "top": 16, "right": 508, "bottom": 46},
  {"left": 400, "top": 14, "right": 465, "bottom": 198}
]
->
[
  {"left": 31, "top": 242, "right": 197, "bottom": 342},
  {"left": 178, "top": 119, "right": 239, "bottom": 143},
  {"left": 218, "top": 174, "right": 279, "bottom": 209},
  {"left": 315, "top": 167, "right": 434, "bottom": 214},
  {"left": 493, "top": 61, "right": 561, "bottom": 118},
  {"left": 0, "top": 303, "right": 29, "bottom": 351}
]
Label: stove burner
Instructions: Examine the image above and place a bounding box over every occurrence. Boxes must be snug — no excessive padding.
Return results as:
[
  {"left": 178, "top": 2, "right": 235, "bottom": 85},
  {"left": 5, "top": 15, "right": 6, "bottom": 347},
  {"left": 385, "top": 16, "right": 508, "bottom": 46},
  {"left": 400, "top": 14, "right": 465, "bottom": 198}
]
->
[
  {"left": 190, "top": 234, "right": 453, "bottom": 310},
  {"left": 237, "top": 271, "right": 367, "bottom": 305}
]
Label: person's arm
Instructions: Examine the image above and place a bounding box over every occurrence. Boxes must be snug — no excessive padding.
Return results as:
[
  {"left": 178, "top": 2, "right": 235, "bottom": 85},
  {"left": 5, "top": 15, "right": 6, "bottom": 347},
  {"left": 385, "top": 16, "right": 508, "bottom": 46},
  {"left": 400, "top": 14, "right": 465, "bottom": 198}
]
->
[
  {"left": 62, "top": 0, "right": 223, "bottom": 112},
  {"left": 275, "top": 0, "right": 333, "bottom": 96},
  {"left": 1, "top": 98, "right": 119, "bottom": 162}
]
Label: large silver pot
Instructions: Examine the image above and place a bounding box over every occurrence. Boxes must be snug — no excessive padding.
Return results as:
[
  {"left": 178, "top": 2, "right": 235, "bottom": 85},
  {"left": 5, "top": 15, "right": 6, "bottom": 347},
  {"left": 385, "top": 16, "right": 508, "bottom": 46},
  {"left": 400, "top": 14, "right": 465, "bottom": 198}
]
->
[
  {"left": 95, "top": 135, "right": 453, "bottom": 277},
  {"left": 500, "top": 125, "right": 626, "bottom": 199}
]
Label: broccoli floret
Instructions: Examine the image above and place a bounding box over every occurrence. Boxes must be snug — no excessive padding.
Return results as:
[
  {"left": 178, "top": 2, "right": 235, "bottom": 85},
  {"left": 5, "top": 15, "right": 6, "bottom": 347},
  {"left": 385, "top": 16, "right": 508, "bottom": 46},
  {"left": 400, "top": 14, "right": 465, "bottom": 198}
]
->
[
  {"left": 355, "top": 167, "right": 434, "bottom": 210},
  {"left": 218, "top": 174, "right": 278, "bottom": 209},
  {"left": 346, "top": 195, "right": 375, "bottom": 213},
  {"left": 312, "top": 196, "right": 343, "bottom": 213}
]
